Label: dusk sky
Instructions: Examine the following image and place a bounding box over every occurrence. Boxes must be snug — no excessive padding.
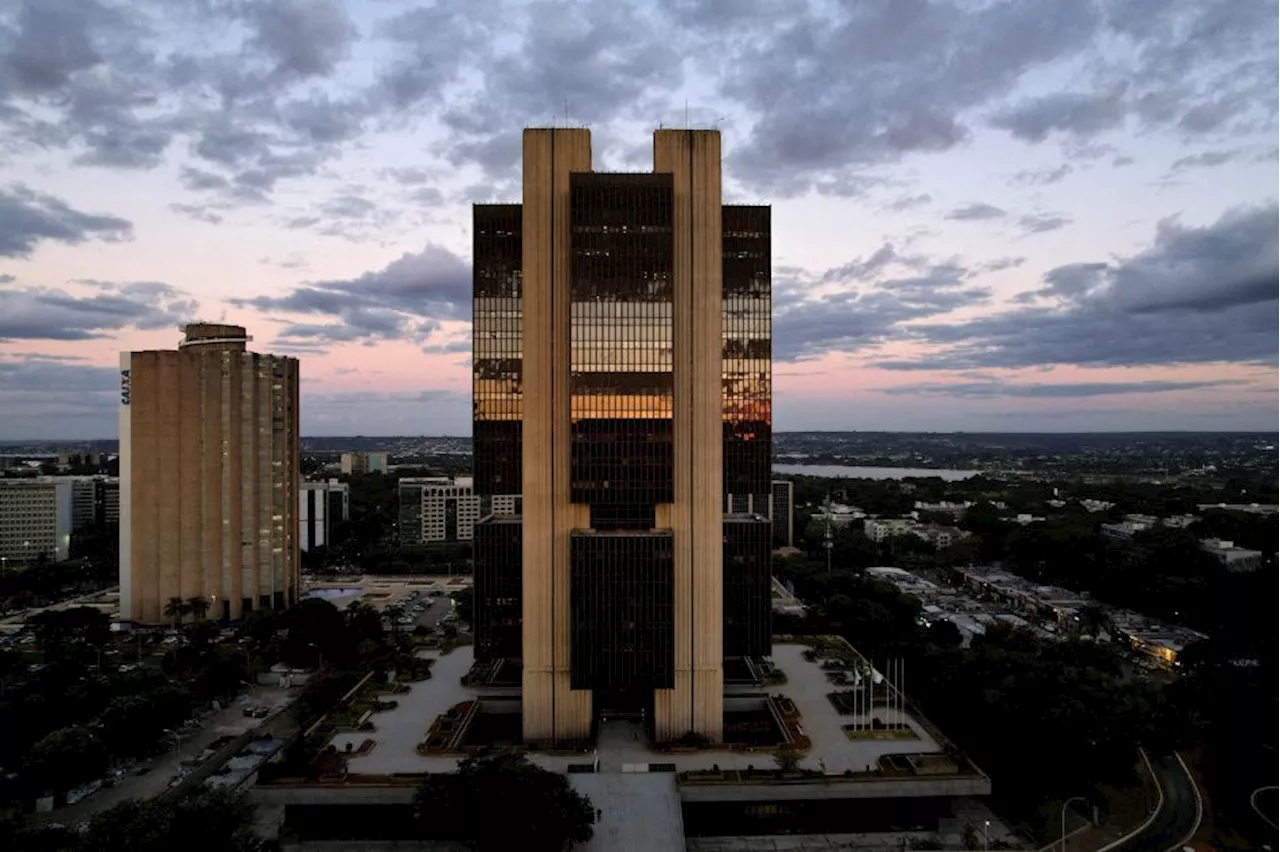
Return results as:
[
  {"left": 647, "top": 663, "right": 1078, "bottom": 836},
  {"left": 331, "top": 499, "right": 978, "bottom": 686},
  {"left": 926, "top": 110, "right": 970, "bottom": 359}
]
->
[{"left": 0, "top": 0, "right": 1276, "bottom": 440}]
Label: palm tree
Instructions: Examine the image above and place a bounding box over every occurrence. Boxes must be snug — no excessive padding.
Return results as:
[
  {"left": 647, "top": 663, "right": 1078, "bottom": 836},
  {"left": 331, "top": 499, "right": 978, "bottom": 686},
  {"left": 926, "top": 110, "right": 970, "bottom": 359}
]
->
[
  {"left": 164, "top": 596, "right": 188, "bottom": 629},
  {"left": 186, "top": 596, "right": 211, "bottom": 622}
]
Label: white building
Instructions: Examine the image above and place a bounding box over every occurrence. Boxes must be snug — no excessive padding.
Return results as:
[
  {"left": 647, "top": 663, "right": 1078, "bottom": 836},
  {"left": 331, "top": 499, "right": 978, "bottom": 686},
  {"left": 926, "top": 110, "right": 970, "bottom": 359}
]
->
[
  {"left": 399, "top": 477, "right": 481, "bottom": 545},
  {"left": 0, "top": 478, "right": 74, "bottom": 563},
  {"left": 1199, "top": 539, "right": 1263, "bottom": 572},
  {"left": 863, "top": 517, "right": 918, "bottom": 542},
  {"left": 813, "top": 503, "right": 866, "bottom": 528},
  {"left": 300, "top": 479, "right": 351, "bottom": 552}
]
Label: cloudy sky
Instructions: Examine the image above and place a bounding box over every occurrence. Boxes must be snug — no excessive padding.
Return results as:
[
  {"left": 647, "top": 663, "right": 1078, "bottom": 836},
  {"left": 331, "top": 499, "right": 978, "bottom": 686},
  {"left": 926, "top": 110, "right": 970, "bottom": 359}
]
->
[{"left": 0, "top": 0, "right": 1276, "bottom": 440}]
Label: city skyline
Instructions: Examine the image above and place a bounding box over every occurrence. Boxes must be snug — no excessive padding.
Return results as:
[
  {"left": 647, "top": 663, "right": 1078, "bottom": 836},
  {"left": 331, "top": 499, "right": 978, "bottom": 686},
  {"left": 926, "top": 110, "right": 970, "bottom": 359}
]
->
[{"left": 1, "top": 0, "right": 1277, "bottom": 439}]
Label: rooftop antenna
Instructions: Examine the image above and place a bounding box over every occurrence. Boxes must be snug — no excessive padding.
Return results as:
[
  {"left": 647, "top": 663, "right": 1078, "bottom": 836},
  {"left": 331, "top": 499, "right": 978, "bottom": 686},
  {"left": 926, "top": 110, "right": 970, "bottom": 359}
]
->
[{"left": 684, "top": 100, "right": 690, "bottom": 127}]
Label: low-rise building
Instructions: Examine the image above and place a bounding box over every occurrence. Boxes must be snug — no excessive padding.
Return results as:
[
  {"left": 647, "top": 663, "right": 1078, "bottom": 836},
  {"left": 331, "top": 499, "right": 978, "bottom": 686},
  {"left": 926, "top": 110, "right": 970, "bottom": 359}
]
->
[
  {"left": 815, "top": 503, "right": 866, "bottom": 527},
  {"left": 1199, "top": 538, "right": 1263, "bottom": 572},
  {"left": 0, "top": 478, "right": 74, "bottom": 563},
  {"left": 863, "top": 517, "right": 916, "bottom": 542}
]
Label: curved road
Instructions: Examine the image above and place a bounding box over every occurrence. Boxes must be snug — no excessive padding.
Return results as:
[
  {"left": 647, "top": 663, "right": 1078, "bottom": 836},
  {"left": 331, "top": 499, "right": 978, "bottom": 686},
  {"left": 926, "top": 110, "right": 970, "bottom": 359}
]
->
[{"left": 1108, "top": 753, "right": 1202, "bottom": 852}]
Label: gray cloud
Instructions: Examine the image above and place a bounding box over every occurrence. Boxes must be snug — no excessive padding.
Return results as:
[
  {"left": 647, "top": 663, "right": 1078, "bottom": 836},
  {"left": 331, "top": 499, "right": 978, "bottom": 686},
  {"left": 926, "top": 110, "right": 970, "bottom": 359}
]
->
[
  {"left": 1011, "top": 164, "right": 1073, "bottom": 186},
  {"left": 990, "top": 87, "right": 1129, "bottom": 142},
  {"left": 877, "top": 378, "right": 1248, "bottom": 398},
  {"left": 895, "top": 203, "right": 1279, "bottom": 369},
  {"left": 0, "top": 185, "right": 133, "bottom": 257},
  {"left": 231, "top": 243, "right": 470, "bottom": 346},
  {"left": 775, "top": 248, "right": 992, "bottom": 361},
  {"left": 946, "top": 203, "right": 1006, "bottom": 221},
  {"left": 883, "top": 193, "right": 931, "bottom": 212},
  {"left": 244, "top": 0, "right": 356, "bottom": 82},
  {"left": 1018, "top": 212, "right": 1073, "bottom": 233},
  {"left": 1170, "top": 149, "right": 1248, "bottom": 170},
  {"left": 0, "top": 280, "right": 197, "bottom": 340}
]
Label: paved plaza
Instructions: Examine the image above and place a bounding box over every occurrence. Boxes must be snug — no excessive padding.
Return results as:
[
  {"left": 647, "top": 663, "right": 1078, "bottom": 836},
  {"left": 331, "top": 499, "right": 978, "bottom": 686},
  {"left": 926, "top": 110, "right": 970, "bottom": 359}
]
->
[{"left": 332, "top": 642, "right": 940, "bottom": 776}]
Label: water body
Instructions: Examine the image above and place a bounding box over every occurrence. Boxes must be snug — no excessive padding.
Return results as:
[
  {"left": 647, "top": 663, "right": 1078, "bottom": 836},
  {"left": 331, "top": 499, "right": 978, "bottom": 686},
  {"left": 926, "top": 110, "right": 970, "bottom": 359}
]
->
[{"left": 772, "top": 464, "right": 981, "bottom": 481}]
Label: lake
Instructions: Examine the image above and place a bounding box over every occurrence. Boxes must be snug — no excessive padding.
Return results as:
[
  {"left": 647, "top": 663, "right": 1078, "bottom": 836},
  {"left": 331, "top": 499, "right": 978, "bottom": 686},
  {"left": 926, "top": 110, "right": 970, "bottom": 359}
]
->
[{"left": 771, "top": 464, "right": 981, "bottom": 481}]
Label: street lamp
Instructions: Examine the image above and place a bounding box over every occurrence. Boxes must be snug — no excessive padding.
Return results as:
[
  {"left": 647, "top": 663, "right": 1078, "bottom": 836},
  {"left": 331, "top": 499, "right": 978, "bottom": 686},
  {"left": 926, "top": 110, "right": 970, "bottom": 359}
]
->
[
  {"left": 1060, "top": 796, "right": 1089, "bottom": 852},
  {"left": 308, "top": 642, "right": 324, "bottom": 670},
  {"left": 983, "top": 820, "right": 990, "bottom": 851}
]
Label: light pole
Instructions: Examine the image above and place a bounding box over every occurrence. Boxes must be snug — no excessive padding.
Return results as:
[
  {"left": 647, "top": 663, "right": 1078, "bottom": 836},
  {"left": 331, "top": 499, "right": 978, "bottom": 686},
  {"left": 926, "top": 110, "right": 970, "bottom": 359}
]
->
[
  {"left": 308, "top": 642, "right": 324, "bottom": 671},
  {"left": 1060, "top": 796, "right": 1089, "bottom": 852},
  {"left": 983, "top": 820, "right": 990, "bottom": 851}
]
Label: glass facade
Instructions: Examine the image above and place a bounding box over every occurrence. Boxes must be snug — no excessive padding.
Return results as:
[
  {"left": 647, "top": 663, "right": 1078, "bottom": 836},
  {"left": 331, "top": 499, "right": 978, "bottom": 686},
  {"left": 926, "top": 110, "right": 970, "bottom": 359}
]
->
[
  {"left": 570, "top": 531, "right": 675, "bottom": 691},
  {"left": 569, "top": 173, "right": 675, "bottom": 509},
  {"left": 474, "top": 516, "right": 523, "bottom": 659},
  {"left": 472, "top": 205, "right": 523, "bottom": 495},
  {"left": 723, "top": 516, "right": 772, "bottom": 657},
  {"left": 471, "top": 164, "right": 772, "bottom": 686}
]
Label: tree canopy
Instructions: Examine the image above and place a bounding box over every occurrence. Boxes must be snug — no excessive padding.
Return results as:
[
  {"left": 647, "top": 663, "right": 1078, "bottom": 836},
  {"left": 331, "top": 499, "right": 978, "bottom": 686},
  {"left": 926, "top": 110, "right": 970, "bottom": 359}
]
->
[{"left": 414, "top": 752, "right": 595, "bottom": 852}]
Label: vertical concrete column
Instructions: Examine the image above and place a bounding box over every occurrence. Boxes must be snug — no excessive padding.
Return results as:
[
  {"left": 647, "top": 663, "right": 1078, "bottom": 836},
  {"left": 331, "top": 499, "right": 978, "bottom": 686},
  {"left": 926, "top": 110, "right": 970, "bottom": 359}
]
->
[
  {"left": 522, "top": 127, "right": 593, "bottom": 745},
  {"left": 653, "top": 129, "right": 725, "bottom": 741}
]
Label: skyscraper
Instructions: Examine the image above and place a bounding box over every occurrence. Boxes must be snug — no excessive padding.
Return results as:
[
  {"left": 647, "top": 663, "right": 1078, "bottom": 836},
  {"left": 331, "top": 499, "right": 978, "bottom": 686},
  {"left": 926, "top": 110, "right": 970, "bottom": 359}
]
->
[
  {"left": 119, "top": 324, "right": 300, "bottom": 624},
  {"left": 473, "top": 128, "right": 771, "bottom": 745}
]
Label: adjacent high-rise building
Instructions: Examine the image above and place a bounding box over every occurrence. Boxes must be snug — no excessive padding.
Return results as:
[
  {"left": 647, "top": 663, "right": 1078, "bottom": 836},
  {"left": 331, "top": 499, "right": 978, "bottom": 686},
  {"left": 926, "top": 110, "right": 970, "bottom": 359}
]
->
[
  {"left": 118, "top": 324, "right": 301, "bottom": 623},
  {"left": 473, "top": 128, "right": 771, "bottom": 745},
  {"left": 300, "top": 478, "right": 350, "bottom": 552}
]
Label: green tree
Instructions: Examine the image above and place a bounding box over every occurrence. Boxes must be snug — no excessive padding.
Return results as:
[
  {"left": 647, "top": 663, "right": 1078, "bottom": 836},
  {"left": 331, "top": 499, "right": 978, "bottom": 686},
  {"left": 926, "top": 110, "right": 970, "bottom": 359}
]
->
[
  {"left": 185, "top": 595, "right": 211, "bottom": 621},
  {"left": 771, "top": 747, "right": 802, "bottom": 773},
  {"left": 82, "top": 788, "right": 263, "bottom": 852},
  {"left": 163, "top": 596, "right": 188, "bottom": 629},
  {"left": 414, "top": 752, "right": 595, "bottom": 852},
  {"left": 451, "top": 586, "right": 474, "bottom": 627},
  {"left": 25, "top": 725, "right": 109, "bottom": 795},
  {"left": 27, "top": 606, "right": 110, "bottom": 662}
]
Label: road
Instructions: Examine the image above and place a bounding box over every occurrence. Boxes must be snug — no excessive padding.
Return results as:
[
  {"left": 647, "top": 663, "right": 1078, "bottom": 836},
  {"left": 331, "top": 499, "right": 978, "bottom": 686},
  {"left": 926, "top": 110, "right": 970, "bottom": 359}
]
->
[
  {"left": 1252, "top": 785, "right": 1278, "bottom": 832},
  {"left": 1107, "top": 753, "right": 1202, "bottom": 852}
]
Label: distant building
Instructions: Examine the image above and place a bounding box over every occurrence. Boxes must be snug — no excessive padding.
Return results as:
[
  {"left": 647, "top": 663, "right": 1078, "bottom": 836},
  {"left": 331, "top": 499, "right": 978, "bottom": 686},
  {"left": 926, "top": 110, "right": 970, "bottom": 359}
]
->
[
  {"left": 914, "top": 525, "right": 966, "bottom": 550},
  {"left": 120, "top": 323, "right": 301, "bottom": 623},
  {"left": 814, "top": 503, "right": 865, "bottom": 527},
  {"left": 1197, "top": 503, "right": 1278, "bottom": 515},
  {"left": 399, "top": 477, "right": 480, "bottom": 545},
  {"left": 863, "top": 517, "right": 917, "bottom": 542},
  {"left": 1079, "top": 499, "right": 1114, "bottom": 513},
  {"left": 300, "top": 479, "right": 350, "bottom": 552},
  {"left": 770, "top": 480, "right": 794, "bottom": 548},
  {"left": 340, "top": 452, "right": 388, "bottom": 475},
  {"left": 0, "top": 478, "right": 73, "bottom": 563},
  {"left": 914, "top": 500, "right": 970, "bottom": 515},
  {"left": 56, "top": 475, "right": 119, "bottom": 531},
  {"left": 1199, "top": 539, "right": 1263, "bottom": 572},
  {"left": 1011, "top": 513, "right": 1045, "bottom": 526}
]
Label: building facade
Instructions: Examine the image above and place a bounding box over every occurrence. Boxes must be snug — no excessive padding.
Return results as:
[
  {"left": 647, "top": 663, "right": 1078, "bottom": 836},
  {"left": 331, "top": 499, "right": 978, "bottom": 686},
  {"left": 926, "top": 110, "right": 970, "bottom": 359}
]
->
[
  {"left": 0, "top": 478, "right": 73, "bottom": 563},
  {"left": 398, "top": 477, "right": 481, "bottom": 545},
  {"left": 300, "top": 479, "right": 350, "bottom": 552},
  {"left": 119, "top": 324, "right": 301, "bottom": 624},
  {"left": 472, "top": 128, "right": 771, "bottom": 745},
  {"left": 340, "top": 452, "right": 388, "bottom": 475},
  {"left": 770, "top": 480, "right": 794, "bottom": 548}
]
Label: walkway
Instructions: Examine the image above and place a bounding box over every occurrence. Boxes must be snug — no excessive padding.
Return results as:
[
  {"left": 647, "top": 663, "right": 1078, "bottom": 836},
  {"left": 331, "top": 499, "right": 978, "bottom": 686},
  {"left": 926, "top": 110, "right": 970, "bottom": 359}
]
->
[{"left": 569, "top": 773, "right": 685, "bottom": 852}]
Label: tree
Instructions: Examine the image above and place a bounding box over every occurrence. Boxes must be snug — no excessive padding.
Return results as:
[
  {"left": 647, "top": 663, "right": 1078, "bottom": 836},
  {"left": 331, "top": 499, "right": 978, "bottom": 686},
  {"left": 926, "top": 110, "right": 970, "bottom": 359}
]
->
[
  {"left": 186, "top": 595, "right": 211, "bottom": 621},
  {"left": 83, "top": 788, "right": 262, "bottom": 852},
  {"left": 771, "top": 747, "right": 802, "bottom": 774},
  {"left": 414, "top": 752, "right": 595, "bottom": 852},
  {"left": 25, "top": 725, "right": 109, "bottom": 795},
  {"left": 283, "top": 597, "right": 349, "bottom": 667},
  {"left": 164, "top": 596, "right": 188, "bottom": 629},
  {"left": 451, "top": 587, "right": 474, "bottom": 627},
  {"left": 184, "top": 617, "right": 221, "bottom": 650},
  {"left": 27, "top": 606, "right": 110, "bottom": 662}
]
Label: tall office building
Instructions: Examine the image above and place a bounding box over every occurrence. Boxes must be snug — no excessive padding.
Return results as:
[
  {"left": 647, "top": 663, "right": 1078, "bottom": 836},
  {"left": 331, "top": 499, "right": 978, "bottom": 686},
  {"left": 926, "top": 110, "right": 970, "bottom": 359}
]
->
[
  {"left": 119, "top": 324, "right": 301, "bottom": 624},
  {"left": 473, "top": 128, "right": 771, "bottom": 744}
]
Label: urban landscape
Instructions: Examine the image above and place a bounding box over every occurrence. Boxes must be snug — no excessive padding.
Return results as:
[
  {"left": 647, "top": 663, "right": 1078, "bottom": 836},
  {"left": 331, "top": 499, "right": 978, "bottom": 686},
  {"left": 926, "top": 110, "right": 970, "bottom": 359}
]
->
[{"left": 0, "top": 1, "right": 1277, "bottom": 852}]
